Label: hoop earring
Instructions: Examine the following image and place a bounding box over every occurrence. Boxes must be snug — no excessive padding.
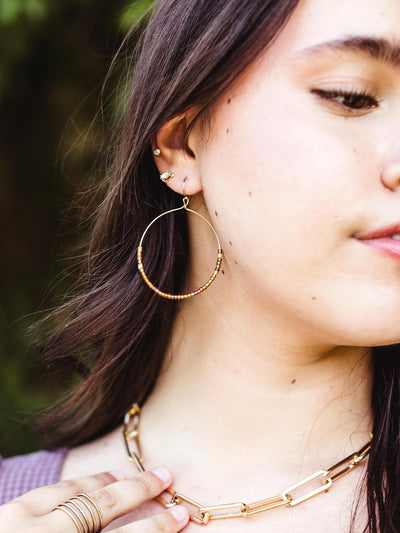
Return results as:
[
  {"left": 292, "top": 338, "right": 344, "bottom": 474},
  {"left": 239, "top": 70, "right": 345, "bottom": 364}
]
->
[{"left": 137, "top": 183, "right": 223, "bottom": 300}]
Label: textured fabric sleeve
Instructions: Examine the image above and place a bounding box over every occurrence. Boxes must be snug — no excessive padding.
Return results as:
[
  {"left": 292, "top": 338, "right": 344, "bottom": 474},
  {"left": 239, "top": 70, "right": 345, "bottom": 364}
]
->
[{"left": 0, "top": 448, "right": 68, "bottom": 505}]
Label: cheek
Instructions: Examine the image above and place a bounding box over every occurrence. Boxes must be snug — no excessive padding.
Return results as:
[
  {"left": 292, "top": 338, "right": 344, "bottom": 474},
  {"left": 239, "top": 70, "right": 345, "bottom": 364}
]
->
[
  {"left": 201, "top": 88, "right": 363, "bottom": 273},
  {"left": 195, "top": 67, "right": 400, "bottom": 346}
]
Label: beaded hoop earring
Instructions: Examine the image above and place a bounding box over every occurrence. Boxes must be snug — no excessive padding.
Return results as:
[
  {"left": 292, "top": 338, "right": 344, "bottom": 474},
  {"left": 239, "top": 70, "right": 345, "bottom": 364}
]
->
[{"left": 137, "top": 183, "right": 223, "bottom": 300}]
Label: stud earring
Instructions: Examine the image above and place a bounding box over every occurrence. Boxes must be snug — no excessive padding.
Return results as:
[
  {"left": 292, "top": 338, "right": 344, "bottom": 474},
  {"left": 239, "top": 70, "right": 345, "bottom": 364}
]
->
[
  {"left": 138, "top": 179, "right": 223, "bottom": 300},
  {"left": 160, "top": 170, "right": 174, "bottom": 183},
  {"left": 153, "top": 148, "right": 161, "bottom": 157}
]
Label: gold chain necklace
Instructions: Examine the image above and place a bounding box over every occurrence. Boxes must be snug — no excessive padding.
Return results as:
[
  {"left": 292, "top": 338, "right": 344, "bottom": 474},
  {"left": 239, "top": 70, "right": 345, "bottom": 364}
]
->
[{"left": 123, "top": 404, "right": 371, "bottom": 526}]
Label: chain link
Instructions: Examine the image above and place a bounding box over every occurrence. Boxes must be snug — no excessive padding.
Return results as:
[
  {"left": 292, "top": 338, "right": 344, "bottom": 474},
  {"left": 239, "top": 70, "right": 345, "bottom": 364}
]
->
[
  {"left": 323, "top": 441, "right": 371, "bottom": 483},
  {"left": 123, "top": 404, "right": 371, "bottom": 525},
  {"left": 281, "top": 470, "right": 332, "bottom": 506}
]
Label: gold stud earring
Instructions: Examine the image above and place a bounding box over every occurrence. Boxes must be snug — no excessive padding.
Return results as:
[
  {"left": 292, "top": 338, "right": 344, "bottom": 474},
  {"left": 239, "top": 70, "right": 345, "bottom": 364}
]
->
[
  {"left": 153, "top": 148, "right": 161, "bottom": 157},
  {"left": 137, "top": 179, "right": 223, "bottom": 300},
  {"left": 160, "top": 170, "right": 174, "bottom": 183}
]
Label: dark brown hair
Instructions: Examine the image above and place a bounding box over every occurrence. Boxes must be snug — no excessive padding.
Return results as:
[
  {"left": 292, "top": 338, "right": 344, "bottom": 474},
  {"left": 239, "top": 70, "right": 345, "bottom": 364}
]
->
[{"left": 37, "top": 1, "right": 400, "bottom": 531}]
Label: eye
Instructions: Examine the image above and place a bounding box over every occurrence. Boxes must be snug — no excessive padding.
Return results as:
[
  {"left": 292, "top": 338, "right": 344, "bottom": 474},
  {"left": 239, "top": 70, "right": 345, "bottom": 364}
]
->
[{"left": 311, "top": 88, "right": 379, "bottom": 112}]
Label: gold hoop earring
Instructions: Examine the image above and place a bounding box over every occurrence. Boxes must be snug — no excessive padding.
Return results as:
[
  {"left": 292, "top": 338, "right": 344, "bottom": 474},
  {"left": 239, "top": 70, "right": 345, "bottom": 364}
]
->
[{"left": 137, "top": 185, "right": 223, "bottom": 300}]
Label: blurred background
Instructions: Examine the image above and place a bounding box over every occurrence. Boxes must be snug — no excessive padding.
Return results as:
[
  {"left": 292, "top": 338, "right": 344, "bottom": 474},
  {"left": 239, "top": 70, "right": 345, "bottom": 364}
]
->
[{"left": 0, "top": 0, "right": 153, "bottom": 457}]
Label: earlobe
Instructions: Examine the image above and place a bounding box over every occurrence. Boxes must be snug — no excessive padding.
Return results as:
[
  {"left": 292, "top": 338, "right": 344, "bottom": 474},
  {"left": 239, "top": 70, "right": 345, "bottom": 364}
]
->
[{"left": 153, "top": 113, "right": 202, "bottom": 196}]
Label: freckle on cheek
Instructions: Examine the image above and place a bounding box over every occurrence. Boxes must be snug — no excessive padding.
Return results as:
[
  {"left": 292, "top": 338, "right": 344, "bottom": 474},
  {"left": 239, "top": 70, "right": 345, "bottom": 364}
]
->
[
  {"left": 291, "top": 379, "right": 296, "bottom": 384},
  {"left": 226, "top": 128, "right": 230, "bottom": 134},
  {"left": 227, "top": 98, "right": 232, "bottom": 104},
  {"left": 248, "top": 191, "right": 252, "bottom": 197},
  {"left": 215, "top": 211, "right": 218, "bottom": 217},
  {"left": 222, "top": 270, "right": 225, "bottom": 275},
  {"left": 234, "top": 260, "right": 238, "bottom": 265},
  {"left": 312, "top": 296, "right": 317, "bottom": 301},
  {"left": 229, "top": 241, "right": 232, "bottom": 246}
]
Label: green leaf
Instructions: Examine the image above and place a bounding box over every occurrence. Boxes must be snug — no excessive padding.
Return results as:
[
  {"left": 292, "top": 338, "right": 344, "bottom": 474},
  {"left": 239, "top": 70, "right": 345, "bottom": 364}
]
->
[{"left": 118, "top": 0, "right": 154, "bottom": 31}]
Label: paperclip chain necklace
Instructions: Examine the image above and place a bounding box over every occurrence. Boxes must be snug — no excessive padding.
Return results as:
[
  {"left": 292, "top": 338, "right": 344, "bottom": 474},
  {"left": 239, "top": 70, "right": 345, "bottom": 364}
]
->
[{"left": 123, "top": 404, "right": 371, "bottom": 526}]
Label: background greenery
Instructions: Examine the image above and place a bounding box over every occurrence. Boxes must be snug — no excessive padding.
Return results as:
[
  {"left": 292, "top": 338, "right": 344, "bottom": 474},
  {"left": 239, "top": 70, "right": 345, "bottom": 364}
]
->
[{"left": 0, "top": 0, "right": 154, "bottom": 457}]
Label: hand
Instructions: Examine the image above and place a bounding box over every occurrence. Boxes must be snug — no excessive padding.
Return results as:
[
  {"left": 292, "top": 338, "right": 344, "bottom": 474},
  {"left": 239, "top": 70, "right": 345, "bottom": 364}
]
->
[{"left": 0, "top": 468, "right": 189, "bottom": 532}]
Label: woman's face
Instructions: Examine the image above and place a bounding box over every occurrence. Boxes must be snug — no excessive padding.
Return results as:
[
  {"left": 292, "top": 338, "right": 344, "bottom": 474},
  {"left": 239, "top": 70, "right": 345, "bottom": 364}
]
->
[{"left": 193, "top": 0, "right": 400, "bottom": 347}]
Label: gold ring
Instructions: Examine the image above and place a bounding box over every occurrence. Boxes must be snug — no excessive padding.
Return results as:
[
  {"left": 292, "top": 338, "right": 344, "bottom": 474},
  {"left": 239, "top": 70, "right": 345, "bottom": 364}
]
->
[{"left": 53, "top": 492, "right": 103, "bottom": 533}]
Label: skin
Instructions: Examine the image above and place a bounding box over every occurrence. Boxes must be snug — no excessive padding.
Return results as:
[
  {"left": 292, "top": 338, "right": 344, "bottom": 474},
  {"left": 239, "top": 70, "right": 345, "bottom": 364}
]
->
[
  {"left": 3, "top": 0, "right": 400, "bottom": 531},
  {"left": 0, "top": 469, "right": 189, "bottom": 532}
]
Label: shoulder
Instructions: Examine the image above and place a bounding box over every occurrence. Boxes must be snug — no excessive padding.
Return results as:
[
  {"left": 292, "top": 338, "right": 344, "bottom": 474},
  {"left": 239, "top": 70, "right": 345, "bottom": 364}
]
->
[
  {"left": 0, "top": 447, "right": 68, "bottom": 505},
  {"left": 60, "top": 426, "right": 127, "bottom": 481}
]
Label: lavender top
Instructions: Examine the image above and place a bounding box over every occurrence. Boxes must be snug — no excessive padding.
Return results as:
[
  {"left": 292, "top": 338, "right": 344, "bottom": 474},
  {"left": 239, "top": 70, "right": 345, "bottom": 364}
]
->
[{"left": 0, "top": 448, "right": 68, "bottom": 505}]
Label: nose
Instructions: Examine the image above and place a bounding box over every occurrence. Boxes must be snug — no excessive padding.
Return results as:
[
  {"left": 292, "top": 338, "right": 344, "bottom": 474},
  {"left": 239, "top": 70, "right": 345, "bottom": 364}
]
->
[
  {"left": 381, "top": 135, "right": 400, "bottom": 191},
  {"left": 380, "top": 152, "right": 400, "bottom": 191}
]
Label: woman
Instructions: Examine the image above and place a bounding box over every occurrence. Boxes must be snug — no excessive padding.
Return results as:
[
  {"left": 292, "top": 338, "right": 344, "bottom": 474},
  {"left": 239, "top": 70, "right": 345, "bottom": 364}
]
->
[{"left": 1, "top": 0, "right": 400, "bottom": 531}]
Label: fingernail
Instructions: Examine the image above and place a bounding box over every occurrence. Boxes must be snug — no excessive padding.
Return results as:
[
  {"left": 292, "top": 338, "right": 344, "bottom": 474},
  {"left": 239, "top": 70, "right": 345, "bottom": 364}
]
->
[
  {"left": 170, "top": 505, "right": 189, "bottom": 523},
  {"left": 109, "top": 470, "right": 126, "bottom": 481},
  {"left": 151, "top": 466, "right": 171, "bottom": 483}
]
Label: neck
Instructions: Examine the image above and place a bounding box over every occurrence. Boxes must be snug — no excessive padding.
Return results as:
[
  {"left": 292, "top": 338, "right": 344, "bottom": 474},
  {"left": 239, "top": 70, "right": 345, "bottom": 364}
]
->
[{"left": 142, "top": 286, "right": 373, "bottom": 477}]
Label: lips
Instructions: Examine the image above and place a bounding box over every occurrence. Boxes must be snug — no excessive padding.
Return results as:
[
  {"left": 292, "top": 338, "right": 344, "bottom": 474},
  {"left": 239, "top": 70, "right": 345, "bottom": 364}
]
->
[
  {"left": 356, "top": 222, "right": 400, "bottom": 260},
  {"left": 356, "top": 222, "right": 400, "bottom": 240}
]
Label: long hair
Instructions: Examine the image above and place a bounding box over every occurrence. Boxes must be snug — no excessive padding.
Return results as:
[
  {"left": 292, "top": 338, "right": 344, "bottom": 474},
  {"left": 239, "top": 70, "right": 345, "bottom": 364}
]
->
[{"left": 36, "top": 1, "right": 400, "bottom": 531}]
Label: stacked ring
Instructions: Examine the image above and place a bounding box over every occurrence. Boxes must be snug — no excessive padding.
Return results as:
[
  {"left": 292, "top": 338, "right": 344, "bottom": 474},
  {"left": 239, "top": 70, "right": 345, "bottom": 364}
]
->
[{"left": 53, "top": 493, "right": 103, "bottom": 533}]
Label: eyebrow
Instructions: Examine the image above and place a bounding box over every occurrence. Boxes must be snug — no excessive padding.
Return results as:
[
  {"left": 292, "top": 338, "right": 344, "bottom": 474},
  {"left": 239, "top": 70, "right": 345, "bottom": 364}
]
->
[{"left": 295, "top": 36, "right": 400, "bottom": 67}]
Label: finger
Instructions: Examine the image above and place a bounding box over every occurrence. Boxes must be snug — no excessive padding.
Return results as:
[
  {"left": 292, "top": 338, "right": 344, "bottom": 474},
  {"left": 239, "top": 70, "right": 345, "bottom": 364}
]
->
[
  {"left": 108, "top": 506, "right": 189, "bottom": 533},
  {"left": 47, "top": 468, "right": 173, "bottom": 531},
  {"left": 14, "top": 471, "right": 123, "bottom": 515}
]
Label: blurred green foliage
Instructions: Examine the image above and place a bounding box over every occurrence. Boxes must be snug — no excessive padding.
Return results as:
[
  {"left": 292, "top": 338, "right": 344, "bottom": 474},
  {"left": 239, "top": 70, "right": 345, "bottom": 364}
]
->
[
  {"left": 0, "top": 0, "right": 154, "bottom": 457},
  {"left": 0, "top": 0, "right": 46, "bottom": 25}
]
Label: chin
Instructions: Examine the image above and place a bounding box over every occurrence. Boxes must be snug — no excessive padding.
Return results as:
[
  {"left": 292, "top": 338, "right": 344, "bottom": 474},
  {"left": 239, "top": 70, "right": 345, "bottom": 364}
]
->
[
  {"left": 354, "top": 311, "right": 400, "bottom": 347},
  {"left": 318, "top": 290, "right": 400, "bottom": 348},
  {"left": 369, "top": 337, "right": 400, "bottom": 348},
  {"left": 338, "top": 328, "right": 400, "bottom": 349},
  {"left": 313, "top": 309, "right": 400, "bottom": 349}
]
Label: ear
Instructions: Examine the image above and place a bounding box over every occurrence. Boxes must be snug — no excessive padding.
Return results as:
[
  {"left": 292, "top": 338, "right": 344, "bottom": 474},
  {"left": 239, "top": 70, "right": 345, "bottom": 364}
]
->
[{"left": 152, "top": 113, "right": 202, "bottom": 196}]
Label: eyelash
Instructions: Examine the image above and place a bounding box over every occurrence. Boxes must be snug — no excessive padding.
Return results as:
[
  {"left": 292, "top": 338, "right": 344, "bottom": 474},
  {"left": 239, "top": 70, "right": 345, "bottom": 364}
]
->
[{"left": 311, "top": 88, "right": 379, "bottom": 112}]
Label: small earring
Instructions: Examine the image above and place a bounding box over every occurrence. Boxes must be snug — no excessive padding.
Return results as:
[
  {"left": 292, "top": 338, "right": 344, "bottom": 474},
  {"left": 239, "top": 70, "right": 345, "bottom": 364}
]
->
[
  {"left": 153, "top": 148, "right": 161, "bottom": 157},
  {"left": 160, "top": 170, "right": 174, "bottom": 183},
  {"left": 137, "top": 180, "right": 223, "bottom": 300}
]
